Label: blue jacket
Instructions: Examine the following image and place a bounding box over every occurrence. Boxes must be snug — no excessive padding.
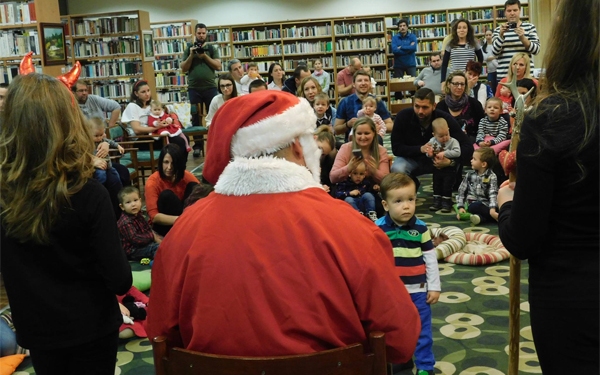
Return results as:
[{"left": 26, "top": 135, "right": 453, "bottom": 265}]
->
[{"left": 391, "top": 32, "right": 417, "bottom": 69}]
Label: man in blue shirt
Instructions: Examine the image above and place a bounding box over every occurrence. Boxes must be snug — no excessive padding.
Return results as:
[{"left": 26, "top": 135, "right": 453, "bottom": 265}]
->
[
  {"left": 334, "top": 70, "right": 392, "bottom": 141},
  {"left": 392, "top": 19, "right": 418, "bottom": 100}
]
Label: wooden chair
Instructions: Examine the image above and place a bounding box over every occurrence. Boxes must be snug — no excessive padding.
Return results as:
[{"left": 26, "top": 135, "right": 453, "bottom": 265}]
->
[
  {"left": 105, "top": 124, "right": 167, "bottom": 185},
  {"left": 152, "top": 332, "right": 387, "bottom": 375}
]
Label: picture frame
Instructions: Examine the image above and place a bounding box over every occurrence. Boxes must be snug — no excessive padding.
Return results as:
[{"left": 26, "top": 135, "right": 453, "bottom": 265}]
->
[
  {"left": 40, "top": 23, "right": 67, "bottom": 66},
  {"left": 142, "top": 30, "right": 155, "bottom": 62}
]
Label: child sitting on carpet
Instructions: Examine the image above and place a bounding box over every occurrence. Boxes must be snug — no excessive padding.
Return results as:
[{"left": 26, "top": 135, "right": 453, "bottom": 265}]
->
[
  {"left": 427, "top": 118, "right": 461, "bottom": 213},
  {"left": 117, "top": 186, "right": 162, "bottom": 260},
  {"left": 375, "top": 173, "right": 440, "bottom": 375},
  {"left": 334, "top": 162, "right": 379, "bottom": 221},
  {"left": 455, "top": 147, "right": 499, "bottom": 224},
  {"left": 475, "top": 97, "right": 510, "bottom": 155}
]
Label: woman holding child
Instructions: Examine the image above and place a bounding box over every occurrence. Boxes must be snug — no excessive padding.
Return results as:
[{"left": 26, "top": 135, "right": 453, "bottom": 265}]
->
[
  {"left": 121, "top": 79, "right": 189, "bottom": 155},
  {"left": 145, "top": 143, "right": 199, "bottom": 236},
  {"left": 330, "top": 117, "right": 390, "bottom": 185},
  {"left": 1, "top": 73, "right": 132, "bottom": 374}
]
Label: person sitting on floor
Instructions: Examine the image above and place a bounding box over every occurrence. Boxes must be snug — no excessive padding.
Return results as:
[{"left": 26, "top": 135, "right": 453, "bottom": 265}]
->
[
  {"left": 334, "top": 161, "right": 379, "bottom": 221},
  {"left": 117, "top": 186, "right": 162, "bottom": 260},
  {"left": 455, "top": 147, "right": 499, "bottom": 225}
]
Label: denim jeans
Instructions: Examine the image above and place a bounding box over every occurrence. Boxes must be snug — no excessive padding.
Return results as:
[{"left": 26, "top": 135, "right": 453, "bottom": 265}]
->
[{"left": 344, "top": 192, "right": 376, "bottom": 213}]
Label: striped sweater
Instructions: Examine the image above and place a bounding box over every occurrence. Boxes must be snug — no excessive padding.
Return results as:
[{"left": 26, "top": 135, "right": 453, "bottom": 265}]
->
[
  {"left": 491, "top": 22, "right": 540, "bottom": 80},
  {"left": 375, "top": 215, "right": 441, "bottom": 294},
  {"left": 476, "top": 116, "right": 509, "bottom": 145}
]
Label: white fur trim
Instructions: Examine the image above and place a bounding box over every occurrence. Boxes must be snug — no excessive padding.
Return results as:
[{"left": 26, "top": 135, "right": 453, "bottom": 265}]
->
[
  {"left": 231, "top": 98, "right": 316, "bottom": 158},
  {"left": 215, "top": 156, "right": 323, "bottom": 196}
]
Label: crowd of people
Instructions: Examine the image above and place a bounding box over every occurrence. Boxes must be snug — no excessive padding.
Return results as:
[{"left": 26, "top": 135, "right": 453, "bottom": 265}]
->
[{"left": 0, "top": 0, "right": 598, "bottom": 374}]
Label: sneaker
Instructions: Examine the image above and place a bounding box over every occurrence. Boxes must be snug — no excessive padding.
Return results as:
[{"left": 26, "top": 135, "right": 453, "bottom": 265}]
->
[
  {"left": 470, "top": 214, "right": 481, "bottom": 225},
  {"left": 429, "top": 195, "right": 442, "bottom": 211},
  {"left": 367, "top": 211, "right": 378, "bottom": 222},
  {"left": 441, "top": 197, "right": 452, "bottom": 213},
  {"left": 416, "top": 370, "right": 434, "bottom": 375}
]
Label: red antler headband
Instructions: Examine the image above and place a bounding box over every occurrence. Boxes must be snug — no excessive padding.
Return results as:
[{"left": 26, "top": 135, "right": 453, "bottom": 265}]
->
[{"left": 19, "top": 51, "right": 82, "bottom": 88}]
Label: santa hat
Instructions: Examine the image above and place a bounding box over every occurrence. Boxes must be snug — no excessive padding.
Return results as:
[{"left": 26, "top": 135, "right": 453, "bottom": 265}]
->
[{"left": 203, "top": 90, "right": 317, "bottom": 184}]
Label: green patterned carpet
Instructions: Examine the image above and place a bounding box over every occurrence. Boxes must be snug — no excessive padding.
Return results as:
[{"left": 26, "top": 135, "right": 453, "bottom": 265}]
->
[{"left": 13, "top": 175, "right": 540, "bottom": 375}]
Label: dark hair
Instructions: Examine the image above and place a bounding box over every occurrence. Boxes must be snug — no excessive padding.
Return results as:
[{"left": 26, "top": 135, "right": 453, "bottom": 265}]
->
[
  {"left": 183, "top": 183, "right": 214, "bottom": 208},
  {"left": 158, "top": 143, "right": 186, "bottom": 184},
  {"left": 380, "top": 173, "right": 416, "bottom": 200},
  {"left": 249, "top": 79, "right": 268, "bottom": 93},
  {"left": 504, "top": 0, "right": 521, "bottom": 9},
  {"left": 396, "top": 19, "right": 409, "bottom": 27},
  {"left": 130, "top": 80, "right": 150, "bottom": 107},
  {"left": 430, "top": 52, "right": 442, "bottom": 60},
  {"left": 267, "top": 62, "right": 283, "bottom": 84},
  {"left": 314, "top": 125, "right": 335, "bottom": 150},
  {"left": 352, "top": 69, "right": 371, "bottom": 83},
  {"left": 466, "top": 60, "right": 483, "bottom": 75},
  {"left": 516, "top": 78, "right": 537, "bottom": 99},
  {"left": 218, "top": 73, "right": 238, "bottom": 98},
  {"left": 293, "top": 65, "right": 310, "bottom": 79},
  {"left": 413, "top": 87, "right": 436, "bottom": 104},
  {"left": 117, "top": 186, "right": 140, "bottom": 204},
  {"left": 450, "top": 18, "right": 477, "bottom": 49},
  {"left": 194, "top": 23, "right": 207, "bottom": 31},
  {"left": 474, "top": 147, "right": 496, "bottom": 168},
  {"left": 0, "top": 82, "right": 8, "bottom": 88}
]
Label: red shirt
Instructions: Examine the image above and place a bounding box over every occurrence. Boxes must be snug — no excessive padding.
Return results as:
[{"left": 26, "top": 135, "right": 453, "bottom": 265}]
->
[{"left": 336, "top": 67, "right": 355, "bottom": 97}]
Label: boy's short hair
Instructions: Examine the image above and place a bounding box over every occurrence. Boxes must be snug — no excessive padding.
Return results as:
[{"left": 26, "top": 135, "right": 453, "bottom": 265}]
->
[
  {"left": 362, "top": 96, "right": 377, "bottom": 107},
  {"left": 475, "top": 147, "right": 497, "bottom": 168},
  {"left": 118, "top": 186, "right": 140, "bottom": 204},
  {"left": 248, "top": 79, "right": 268, "bottom": 92},
  {"left": 313, "top": 92, "right": 329, "bottom": 104},
  {"left": 380, "top": 173, "right": 416, "bottom": 200},
  {"left": 517, "top": 78, "right": 537, "bottom": 99},
  {"left": 431, "top": 117, "right": 448, "bottom": 133},
  {"left": 486, "top": 97, "right": 503, "bottom": 108},
  {"left": 247, "top": 62, "right": 258, "bottom": 69},
  {"left": 184, "top": 183, "right": 214, "bottom": 208}
]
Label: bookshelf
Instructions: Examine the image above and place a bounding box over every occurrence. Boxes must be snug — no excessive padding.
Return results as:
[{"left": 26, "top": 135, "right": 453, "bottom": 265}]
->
[
  {"left": 0, "top": 0, "right": 64, "bottom": 84},
  {"left": 67, "top": 10, "right": 155, "bottom": 103},
  {"left": 206, "top": 25, "right": 231, "bottom": 72},
  {"left": 150, "top": 19, "right": 197, "bottom": 104}
]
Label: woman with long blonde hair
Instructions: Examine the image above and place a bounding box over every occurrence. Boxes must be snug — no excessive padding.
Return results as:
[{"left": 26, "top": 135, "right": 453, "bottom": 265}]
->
[
  {"left": 0, "top": 73, "right": 131, "bottom": 374},
  {"left": 494, "top": 52, "right": 537, "bottom": 97},
  {"left": 497, "top": 0, "right": 599, "bottom": 372}
]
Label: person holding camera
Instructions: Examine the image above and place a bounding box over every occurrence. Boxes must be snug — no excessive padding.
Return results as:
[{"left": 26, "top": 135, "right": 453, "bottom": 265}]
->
[
  {"left": 181, "top": 23, "right": 221, "bottom": 157},
  {"left": 491, "top": 0, "right": 540, "bottom": 83}
]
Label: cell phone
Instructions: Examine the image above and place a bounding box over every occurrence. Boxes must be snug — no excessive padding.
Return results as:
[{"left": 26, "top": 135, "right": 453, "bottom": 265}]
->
[
  {"left": 507, "top": 22, "right": 517, "bottom": 29},
  {"left": 352, "top": 149, "right": 362, "bottom": 159}
]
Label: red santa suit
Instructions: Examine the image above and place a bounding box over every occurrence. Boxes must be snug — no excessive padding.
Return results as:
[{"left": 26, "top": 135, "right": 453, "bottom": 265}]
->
[
  {"left": 149, "top": 111, "right": 182, "bottom": 137},
  {"left": 146, "top": 90, "right": 420, "bottom": 364}
]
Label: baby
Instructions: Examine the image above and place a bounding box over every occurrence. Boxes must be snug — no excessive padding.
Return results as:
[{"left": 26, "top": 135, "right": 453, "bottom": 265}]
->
[{"left": 149, "top": 100, "right": 191, "bottom": 152}]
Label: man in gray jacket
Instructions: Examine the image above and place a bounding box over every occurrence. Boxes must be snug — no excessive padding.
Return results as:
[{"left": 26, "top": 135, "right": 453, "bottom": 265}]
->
[{"left": 413, "top": 53, "right": 443, "bottom": 95}]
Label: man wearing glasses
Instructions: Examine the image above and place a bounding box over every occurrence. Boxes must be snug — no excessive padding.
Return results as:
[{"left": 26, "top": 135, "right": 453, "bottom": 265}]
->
[
  {"left": 390, "top": 88, "right": 473, "bottom": 180},
  {"left": 182, "top": 22, "right": 221, "bottom": 157},
  {"left": 71, "top": 80, "right": 121, "bottom": 128}
]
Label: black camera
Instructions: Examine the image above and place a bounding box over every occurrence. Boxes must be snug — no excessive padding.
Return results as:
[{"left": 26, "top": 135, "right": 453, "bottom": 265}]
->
[
  {"left": 194, "top": 42, "right": 205, "bottom": 54},
  {"left": 507, "top": 22, "right": 517, "bottom": 29}
]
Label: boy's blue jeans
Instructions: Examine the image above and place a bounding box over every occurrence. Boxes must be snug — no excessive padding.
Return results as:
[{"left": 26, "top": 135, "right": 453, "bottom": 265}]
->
[
  {"left": 411, "top": 292, "right": 435, "bottom": 371},
  {"left": 344, "top": 192, "right": 376, "bottom": 213}
]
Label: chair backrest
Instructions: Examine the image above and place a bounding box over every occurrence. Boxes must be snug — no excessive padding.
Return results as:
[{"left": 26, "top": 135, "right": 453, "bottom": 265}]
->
[{"left": 152, "top": 332, "right": 387, "bottom": 375}]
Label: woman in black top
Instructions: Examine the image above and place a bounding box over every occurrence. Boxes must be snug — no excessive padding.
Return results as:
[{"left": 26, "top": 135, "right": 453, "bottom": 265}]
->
[
  {"left": 0, "top": 73, "right": 132, "bottom": 375},
  {"left": 497, "top": 1, "right": 599, "bottom": 373},
  {"left": 436, "top": 70, "right": 485, "bottom": 145}
]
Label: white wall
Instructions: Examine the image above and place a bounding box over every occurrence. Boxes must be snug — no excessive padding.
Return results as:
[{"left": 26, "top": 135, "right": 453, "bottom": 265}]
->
[{"left": 67, "top": 0, "right": 501, "bottom": 26}]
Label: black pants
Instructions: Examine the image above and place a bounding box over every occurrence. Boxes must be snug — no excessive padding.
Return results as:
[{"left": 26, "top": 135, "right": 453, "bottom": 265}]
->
[
  {"left": 30, "top": 330, "right": 119, "bottom": 375},
  {"left": 393, "top": 66, "right": 417, "bottom": 99},
  {"left": 466, "top": 201, "right": 494, "bottom": 223},
  {"left": 152, "top": 182, "right": 198, "bottom": 236},
  {"left": 529, "top": 302, "right": 599, "bottom": 374},
  {"left": 112, "top": 162, "right": 131, "bottom": 187},
  {"left": 432, "top": 166, "right": 456, "bottom": 198},
  {"left": 189, "top": 87, "right": 218, "bottom": 149}
]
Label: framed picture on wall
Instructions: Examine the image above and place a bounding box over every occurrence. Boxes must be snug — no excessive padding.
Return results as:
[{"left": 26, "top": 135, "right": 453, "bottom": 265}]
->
[
  {"left": 142, "top": 30, "right": 155, "bottom": 62},
  {"left": 40, "top": 23, "right": 67, "bottom": 66}
]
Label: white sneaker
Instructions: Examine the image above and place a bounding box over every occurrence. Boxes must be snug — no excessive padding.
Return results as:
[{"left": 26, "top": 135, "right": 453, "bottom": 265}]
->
[
  {"left": 470, "top": 214, "right": 481, "bottom": 225},
  {"left": 367, "top": 211, "right": 378, "bottom": 222}
]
